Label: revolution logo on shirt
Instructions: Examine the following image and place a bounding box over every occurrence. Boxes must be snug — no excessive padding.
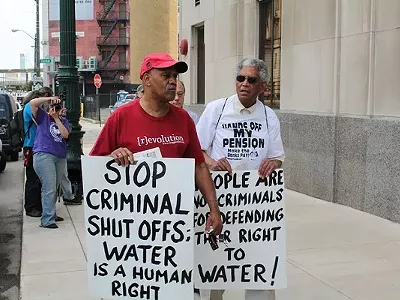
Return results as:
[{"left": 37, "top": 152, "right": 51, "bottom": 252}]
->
[{"left": 137, "top": 134, "right": 185, "bottom": 147}]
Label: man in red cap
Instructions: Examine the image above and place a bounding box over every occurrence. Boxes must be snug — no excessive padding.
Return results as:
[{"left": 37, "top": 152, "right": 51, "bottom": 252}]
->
[{"left": 90, "top": 52, "right": 223, "bottom": 235}]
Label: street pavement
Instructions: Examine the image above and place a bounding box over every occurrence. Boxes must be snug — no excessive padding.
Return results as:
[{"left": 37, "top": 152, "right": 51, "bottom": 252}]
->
[
  {"left": 18, "top": 120, "right": 400, "bottom": 300},
  {"left": 0, "top": 156, "right": 24, "bottom": 300}
]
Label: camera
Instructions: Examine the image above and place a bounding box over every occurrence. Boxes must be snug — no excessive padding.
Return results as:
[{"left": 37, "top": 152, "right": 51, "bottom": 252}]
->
[
  {"left": 51, "top": 103, "right": 63, "bottom": 111},
  {"left": 51, "top": 90, "right": 66, "bottom": 111},
  {"left": 208, "top": 231, "right": 219, "bottom": 251}
]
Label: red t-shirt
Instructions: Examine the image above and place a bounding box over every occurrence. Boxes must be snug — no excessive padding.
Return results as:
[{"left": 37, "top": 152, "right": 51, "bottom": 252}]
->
[{"left": 89, "top": 100, "right": 205, "bottom": 165}]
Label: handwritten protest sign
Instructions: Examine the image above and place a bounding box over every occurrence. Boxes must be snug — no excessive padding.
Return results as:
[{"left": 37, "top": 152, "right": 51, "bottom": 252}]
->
[
  {"left": 82, "top": 156, "right": 195, "bottom": 300},
  {"left": 194, "top": 169, "right": 287, "bottom": 290}
]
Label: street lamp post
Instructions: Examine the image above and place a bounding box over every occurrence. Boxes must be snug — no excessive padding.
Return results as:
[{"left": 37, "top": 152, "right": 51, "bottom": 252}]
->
[
  {"left": 11, "top": 28, "right": 40, "bottom": 78},
  {"left": 34, "top": 0, "right": 40, "bottom": 78},
  {"left": 59, "top": 0, "right": 85, "bottom": 200}
]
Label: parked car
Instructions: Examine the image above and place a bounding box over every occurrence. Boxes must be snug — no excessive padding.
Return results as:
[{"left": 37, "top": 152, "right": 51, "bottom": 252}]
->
[
  {"left": 15, "top": 101, "right": 22, "bottom": 111},
  {"left": 0, "top": 94, "right": 20, "bottom": 161},
  {"left": 0, "top": 138, "right": 6, "bottom": 173},
  {"left": 109, "top": 92, "right": 135, "bottom": 114}
]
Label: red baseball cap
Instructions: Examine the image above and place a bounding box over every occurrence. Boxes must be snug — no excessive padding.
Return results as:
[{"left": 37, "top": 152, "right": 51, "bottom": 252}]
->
[{"left": 139, "top": 53, "right": 188, "bottom": 79}]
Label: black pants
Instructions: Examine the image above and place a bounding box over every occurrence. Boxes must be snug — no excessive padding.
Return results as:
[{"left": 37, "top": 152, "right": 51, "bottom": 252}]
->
[{"left": 24, "top": 147, "right": 42, "bottom": 213}]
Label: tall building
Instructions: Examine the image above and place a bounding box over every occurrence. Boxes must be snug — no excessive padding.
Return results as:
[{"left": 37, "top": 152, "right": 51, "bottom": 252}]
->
[
  {"left": 179, "top": 0, "right": 400, "bottom": 224},
  {"left": 20, "top": 54, "right": 26, "bottom": 69},
  {"left": 44, "top": 0, "right": 130, "bottom": 94},
  {"left": 129, "top": 0, "right": 178, "bottom": 83}
]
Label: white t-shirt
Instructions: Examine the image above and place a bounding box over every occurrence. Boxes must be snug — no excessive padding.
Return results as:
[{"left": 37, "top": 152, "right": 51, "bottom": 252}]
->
[{"left": 196, "top": 94, "right": 284, "bottom": 170}]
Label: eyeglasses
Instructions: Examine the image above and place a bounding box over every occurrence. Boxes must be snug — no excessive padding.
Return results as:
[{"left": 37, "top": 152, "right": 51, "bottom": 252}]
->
[{"left": 236, "top": 75, "right": 258, "bottom": 84}]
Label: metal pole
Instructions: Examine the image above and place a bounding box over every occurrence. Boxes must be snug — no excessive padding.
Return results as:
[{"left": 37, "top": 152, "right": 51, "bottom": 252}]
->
[
  {"left": 51, "top": 75, "right": 55, "bottom": 94},
  {"left": 270, "top": 0, "right": 275, "bottom": 105},
  {"left": 35, "top": 0, "right": 40, "bottom": 77},
  {"left": 96, "top": 87, "right": 101, "bottom": 127},
  {"left": 59, "top": 0, "right": 85, "bottom": 200}
]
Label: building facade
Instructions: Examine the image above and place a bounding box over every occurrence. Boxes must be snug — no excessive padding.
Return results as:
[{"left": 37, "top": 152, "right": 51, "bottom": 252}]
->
[
  {"left": 129, "top": 0, "right": 178, "bottom": 83},
  {"left": 179, "top": 0, "right": 400, "bottom": 223},
  {"left": 43, "top": 0, "right": 130, "bottom": 94}
]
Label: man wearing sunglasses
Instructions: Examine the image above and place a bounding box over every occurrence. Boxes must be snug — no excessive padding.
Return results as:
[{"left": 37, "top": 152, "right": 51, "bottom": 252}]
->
[{"left": 196, "top": 57, "right": 284, "bottom": 300}]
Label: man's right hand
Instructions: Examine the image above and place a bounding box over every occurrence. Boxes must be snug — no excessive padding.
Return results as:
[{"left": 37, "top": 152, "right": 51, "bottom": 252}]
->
[
  {"left": 110, "top": 147, "right": 134, "bottom": 166},
  {"left": 210, "top": 157, "right": 232, "bottom": 173}
]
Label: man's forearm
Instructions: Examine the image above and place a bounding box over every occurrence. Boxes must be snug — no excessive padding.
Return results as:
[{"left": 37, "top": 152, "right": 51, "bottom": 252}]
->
[
  {"left": 202, "top": 151, "right": 215, "bottom": 169},
  {"left": 30, "top": 97, "right": 51, "bottom": 108},
  {"left": 195, "top": 162, "right": 219, "bottom": 213},
  {"left": 55, "top": 118, "right": 69, "bottom": 139}
]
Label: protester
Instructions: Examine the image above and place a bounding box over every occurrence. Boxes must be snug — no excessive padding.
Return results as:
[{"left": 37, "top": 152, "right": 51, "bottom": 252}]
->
[
  {"left": 30, "top": 96, "right": 76, "bottom": 229},
  {"left": 90, "top": 52, "right": 223, "bottom": 235},
  {"left": 170, "top": 80, "right": 199, "bottom": 124},
  {"left": 22, "top": 90, "right": 42, "bottom": 217},
  {"left": 196, "top": 57, "right": 285, "bottom": 300}
]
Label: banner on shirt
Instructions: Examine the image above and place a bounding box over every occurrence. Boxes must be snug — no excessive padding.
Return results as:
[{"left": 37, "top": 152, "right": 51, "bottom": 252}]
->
[
  {"left": 82, "top": 156, "right": 195, "bottom": 300},
  {"left": 194, "top": 169, "right": 287, "bottom": 290},
  {"left": 49, "top": 0, "right": 94, "bottom": 21}
]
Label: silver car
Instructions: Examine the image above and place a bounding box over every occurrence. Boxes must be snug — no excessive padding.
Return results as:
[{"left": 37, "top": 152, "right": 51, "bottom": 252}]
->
[{"left": 109, "top": 94, "right": 136, "bottom": 114}]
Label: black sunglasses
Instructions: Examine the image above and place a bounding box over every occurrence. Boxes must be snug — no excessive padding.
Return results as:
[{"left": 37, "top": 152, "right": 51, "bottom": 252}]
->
[{"left": 236, "top": 75, "right": 258, "bottom": 84}]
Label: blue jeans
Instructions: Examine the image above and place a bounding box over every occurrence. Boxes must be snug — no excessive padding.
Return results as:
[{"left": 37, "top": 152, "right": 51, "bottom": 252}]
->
[
  {"left": 33, "top": 152, "right": 73, "bottom": 226},
  {"left": 59, "top": 158, "right": 75, "bottom": 200}
]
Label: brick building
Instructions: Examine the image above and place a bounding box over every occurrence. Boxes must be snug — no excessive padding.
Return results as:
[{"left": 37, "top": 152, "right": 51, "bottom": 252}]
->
[{"left": 44, "top": 0, "right": 130, "bottom": 95}]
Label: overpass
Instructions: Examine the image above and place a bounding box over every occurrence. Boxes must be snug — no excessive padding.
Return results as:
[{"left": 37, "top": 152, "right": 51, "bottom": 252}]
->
[{"left": 0, "top": 68, "right": 43, "bottom": 73}]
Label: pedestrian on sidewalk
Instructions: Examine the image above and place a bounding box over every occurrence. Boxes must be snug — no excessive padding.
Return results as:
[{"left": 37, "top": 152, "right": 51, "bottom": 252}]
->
[
  {"left": 170, "top": 80, "right": 199, "bottom": 124},
  {"left": 22, "top": 90, "right": 43, "bottom": 218},
  {"left": 196, "top": 57, "right": 285, "bottom": 300},
  {"left": 30, "top": 96, "right": 76, "bottom": 229},
  {"left": 89, "top": 52, "right": 223, "bottom": 235}
]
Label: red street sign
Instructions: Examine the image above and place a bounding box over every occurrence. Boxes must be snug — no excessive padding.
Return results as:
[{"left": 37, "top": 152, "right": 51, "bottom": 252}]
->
[{"left": 94, "top": 74, "right": 102, "bottom": 88}]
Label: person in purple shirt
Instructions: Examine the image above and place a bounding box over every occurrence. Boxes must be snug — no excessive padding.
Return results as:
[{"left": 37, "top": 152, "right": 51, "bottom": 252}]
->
[{"left": 30, "top": 96, "right": 75, "bottom": 229}]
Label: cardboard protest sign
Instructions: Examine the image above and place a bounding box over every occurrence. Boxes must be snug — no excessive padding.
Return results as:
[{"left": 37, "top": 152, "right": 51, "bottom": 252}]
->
[
  {"left": 194, "top": 169, "right": 287, "bottom": 290},
  {"left": 82, "top": 156, "right": 195, "bottom": 300}
]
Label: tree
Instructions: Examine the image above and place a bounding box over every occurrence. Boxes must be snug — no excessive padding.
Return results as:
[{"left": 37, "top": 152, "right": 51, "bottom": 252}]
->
[{"left": 22, "top": 81, "right": 33, "bottom": 91}]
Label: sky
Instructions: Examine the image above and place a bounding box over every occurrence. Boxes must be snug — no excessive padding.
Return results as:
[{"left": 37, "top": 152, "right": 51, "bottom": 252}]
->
[{"left": 0, "top": 0, "right": 38, "bottom": 69}]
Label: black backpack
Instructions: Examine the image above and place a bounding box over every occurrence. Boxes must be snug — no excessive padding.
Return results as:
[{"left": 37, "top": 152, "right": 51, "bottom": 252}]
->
[{"left": 8, "top": 106, "right": 34, "bottom": 148}]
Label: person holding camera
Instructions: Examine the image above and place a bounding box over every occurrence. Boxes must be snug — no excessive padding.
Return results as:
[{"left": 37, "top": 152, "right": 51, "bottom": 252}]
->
[{"left": 30, "top": 96, "right": 75, "bottom": 229}]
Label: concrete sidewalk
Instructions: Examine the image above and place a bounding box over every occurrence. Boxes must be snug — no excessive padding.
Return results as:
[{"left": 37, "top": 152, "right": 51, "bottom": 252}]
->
[{"left": 20, "top": 121, "right": 400, "bottom": 300}]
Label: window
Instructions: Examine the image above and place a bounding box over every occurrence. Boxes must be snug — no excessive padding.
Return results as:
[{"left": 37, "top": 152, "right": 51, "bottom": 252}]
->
[
  {"left": 101, "top": 26, "right": 112, "bottom": 36},
  {"left": 195, "top": 0, "right": 200, "bottom": 6},
  {"left": 259, "top": 0, "right": 281, "bottom": 109},
  {"left": 195, "top": 26, "right": 205, "bottom": 104},
  {"left": 101, "top": 50, "right": 112, "bottom": 61}
]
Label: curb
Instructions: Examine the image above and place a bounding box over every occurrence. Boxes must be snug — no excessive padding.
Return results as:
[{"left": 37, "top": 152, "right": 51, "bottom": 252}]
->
[
  {"left": 19, "top": 168, "right": 26, "bottom": 300},
  {"left": 80, "top": 117, "right": 100, "bottom": 124}
]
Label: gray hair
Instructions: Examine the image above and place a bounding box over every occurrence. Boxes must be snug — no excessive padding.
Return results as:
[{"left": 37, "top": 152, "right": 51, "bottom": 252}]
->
[{"left": 236, "top": 58, "right": 269, "bottom": 83}]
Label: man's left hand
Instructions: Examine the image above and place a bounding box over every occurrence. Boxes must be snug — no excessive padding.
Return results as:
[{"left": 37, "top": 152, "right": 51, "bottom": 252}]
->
[
  {"left": 205, "top": 210, "right": 223, "bottom": 235},
  {"left": 258, "top": 159, "right": 280, "bottom": 179}
]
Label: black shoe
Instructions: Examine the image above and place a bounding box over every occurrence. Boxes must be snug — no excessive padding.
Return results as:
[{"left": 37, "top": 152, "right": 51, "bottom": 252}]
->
[
  {"left": 55, "top": 215, "right": 64, "bottom": 222},
  {"left": 63, "top": 197, "right": 82, "bottom": 205},
  {"left": 40, "top": 223, "right": 58, "bottom": 229},
  {"left": 26, "top": 210, "right": 42, "bottom": 218}
]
